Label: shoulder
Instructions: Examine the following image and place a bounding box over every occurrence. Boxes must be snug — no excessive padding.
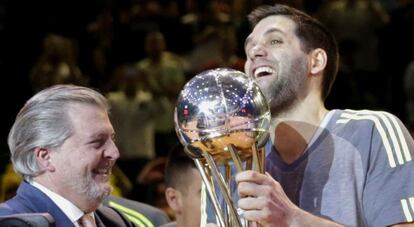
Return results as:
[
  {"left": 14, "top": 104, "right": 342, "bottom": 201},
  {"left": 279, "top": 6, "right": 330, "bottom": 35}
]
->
[
  {"left": 331, "top": 109, "right": 407, "bottom": 136},
  {"left": 334, "top": 109, "right": 414, "bottom": 168},
  {"left": 96, "top": 206, "right": 135, "bottom": 227},
  {"left": 0, "top": 202, "right": 15, "bottom": 215},
  {"left": 334, "top": 109, "right": 401, "bottom": 126},
  {"left": 136, "top": 59, "right": 150, "bottom": 69},
  {"left": 334, "top": 109, "right": 409, "bottom": 137},
  {"left": 0, "top": 182, "right": 45, "bottom": 214},
  {"left": 104, "top": 195, "right": 170, "bottom": 226}
]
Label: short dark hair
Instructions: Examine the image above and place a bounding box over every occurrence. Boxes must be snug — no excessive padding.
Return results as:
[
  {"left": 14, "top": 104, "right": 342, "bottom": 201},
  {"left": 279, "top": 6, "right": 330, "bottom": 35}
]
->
[
  {"left": 248, "top": 4, "right": 339, "bottom": 100},
  {"left": 164, "top": 144, "right": 197, "bottom": 192}
]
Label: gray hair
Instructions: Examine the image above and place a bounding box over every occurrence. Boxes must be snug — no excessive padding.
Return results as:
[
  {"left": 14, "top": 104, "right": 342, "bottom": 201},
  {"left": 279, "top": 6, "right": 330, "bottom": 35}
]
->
[{"left": 8, "top": 84, "right": 109, "bottom": 181}]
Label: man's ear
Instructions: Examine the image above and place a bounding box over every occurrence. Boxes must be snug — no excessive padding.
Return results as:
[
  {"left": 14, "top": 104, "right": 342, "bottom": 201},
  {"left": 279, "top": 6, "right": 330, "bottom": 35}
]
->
[
  {"left": 34, "top": 147, "right": 55, "bottom": 172},
  {"left": 165, "top": 187, "right": 182, "bottom": 213},
  {"left": 309, "top": 48, "right": 327, "bottom": 75}
]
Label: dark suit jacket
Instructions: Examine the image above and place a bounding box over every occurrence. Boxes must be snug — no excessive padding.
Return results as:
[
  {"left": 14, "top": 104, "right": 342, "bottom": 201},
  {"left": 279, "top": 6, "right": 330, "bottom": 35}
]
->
[{"left": 0, "top": 181, "right": 135, "bottom": 227}]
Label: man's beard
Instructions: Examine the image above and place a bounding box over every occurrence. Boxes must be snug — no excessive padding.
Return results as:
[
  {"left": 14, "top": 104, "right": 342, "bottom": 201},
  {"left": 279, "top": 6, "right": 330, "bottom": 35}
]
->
[
  {"left": 260, "top": 56, "right": 308, "bottom": 117},
  {"left": 70, "top": 170, "right": 112, "bottom": 203}
]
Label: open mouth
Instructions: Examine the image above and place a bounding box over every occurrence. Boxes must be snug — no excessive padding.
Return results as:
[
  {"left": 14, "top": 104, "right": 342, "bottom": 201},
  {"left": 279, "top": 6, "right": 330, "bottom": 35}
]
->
[
  {"left": 93, "top": 168, "right": 111, "bottom": 181},
  {"left": 95, "top": 168, "right": 110, "bottom": 175},
  {"left": 254, "top": 66, "right": 275, "bottom": 78}
]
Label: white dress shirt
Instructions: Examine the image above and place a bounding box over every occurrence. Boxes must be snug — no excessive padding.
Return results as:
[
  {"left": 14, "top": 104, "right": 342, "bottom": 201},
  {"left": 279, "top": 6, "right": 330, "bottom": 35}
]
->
[{"left": 31, "top": 181, "right": 95, "bottom": 227}]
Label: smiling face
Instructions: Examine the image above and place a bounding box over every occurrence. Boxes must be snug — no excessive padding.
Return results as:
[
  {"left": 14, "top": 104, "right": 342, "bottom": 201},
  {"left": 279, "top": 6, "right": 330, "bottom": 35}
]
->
[
  {"left": 50, "top": 103, "right": 119, "bottom": 209},
  {"left": 244, "top": 15, "right": 310, "bottom": 116}
]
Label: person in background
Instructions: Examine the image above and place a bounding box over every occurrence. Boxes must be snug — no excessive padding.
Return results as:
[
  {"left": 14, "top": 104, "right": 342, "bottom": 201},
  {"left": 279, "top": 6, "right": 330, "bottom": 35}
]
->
[
  {"left": 30, "top": 33, "right": 87, "bottom": 92},
  {"left": 106, "top": 63, "right": 161, "bottom": 196},
  {"left": 199, "top": 26, "right": 245, "bottom": 72},
  {"left": 161, "top": 145, "right": 202, "bottom": 227},
  {"left": 135, "top": 31, "right": 185, "bottom": 157},
  {"left": 0, "top": 85, "right": 133, "bottom": 226}
]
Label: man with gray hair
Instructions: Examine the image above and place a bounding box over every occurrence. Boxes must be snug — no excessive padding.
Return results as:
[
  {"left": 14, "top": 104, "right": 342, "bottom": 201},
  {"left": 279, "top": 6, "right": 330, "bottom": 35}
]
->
[{"left": 0, "top": 85, "right": 134, "bottom": 226}]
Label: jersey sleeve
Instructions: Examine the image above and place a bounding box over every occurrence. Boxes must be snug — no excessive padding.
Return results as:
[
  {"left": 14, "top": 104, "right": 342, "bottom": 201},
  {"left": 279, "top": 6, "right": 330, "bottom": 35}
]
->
[{"left": 362, "top": 111, "right": 414, "bottom": 226}]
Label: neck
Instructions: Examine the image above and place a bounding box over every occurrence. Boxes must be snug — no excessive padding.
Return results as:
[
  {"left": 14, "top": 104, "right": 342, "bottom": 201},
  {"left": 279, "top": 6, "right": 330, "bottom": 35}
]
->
[
  {"left": 269, "top": 93, "right": 328, "bottom": 164},
  {"left": 150, "top": 53, "right": 162, "bottom": 64},
  {"left": 175, "top": 215, "right": 186, "bottom": 227},
  {"left": 34, "top": 175, "right": 101, "bottom": 213}
]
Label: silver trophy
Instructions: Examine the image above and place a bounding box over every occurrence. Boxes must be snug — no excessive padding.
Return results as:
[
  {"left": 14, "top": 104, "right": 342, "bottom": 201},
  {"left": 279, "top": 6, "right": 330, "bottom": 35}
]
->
[{"left": 174, "top": 68, "right": 270, "bottom": 227}]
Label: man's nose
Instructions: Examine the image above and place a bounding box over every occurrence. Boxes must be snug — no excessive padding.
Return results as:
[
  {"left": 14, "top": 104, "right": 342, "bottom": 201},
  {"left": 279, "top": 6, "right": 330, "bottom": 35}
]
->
[
  {"left": 105, "top": 140, "right": 120, "bottom": 160},
  {"left": 248, "top": 43, "right": 267, "bottom": 60}
]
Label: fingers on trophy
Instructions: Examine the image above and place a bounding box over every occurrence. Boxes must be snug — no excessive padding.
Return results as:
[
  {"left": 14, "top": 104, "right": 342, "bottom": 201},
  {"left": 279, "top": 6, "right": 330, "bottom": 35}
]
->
[{"left": 174, "top": 68, "right": 270, "bottom": 227}]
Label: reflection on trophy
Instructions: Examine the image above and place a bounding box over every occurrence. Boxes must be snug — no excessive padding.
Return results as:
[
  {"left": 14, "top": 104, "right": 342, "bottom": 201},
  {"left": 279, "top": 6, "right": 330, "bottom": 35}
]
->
[{"left": 174, "top": 68, "right": 270, "bottom": 227}]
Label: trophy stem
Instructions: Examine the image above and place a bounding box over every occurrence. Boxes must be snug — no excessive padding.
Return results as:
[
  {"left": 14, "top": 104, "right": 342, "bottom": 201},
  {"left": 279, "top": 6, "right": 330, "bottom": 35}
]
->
[
  {"left": 227, "top": 144, "right": 265, "bottom": 227},
  {"left": 228, "top": 144, "right": 243, "bottom": 172},
  {"left": 259, "top": 147, "right": 265, "bottom": 173},
  {"left": 194, "top": 159, "right": 226, "bottom": 227},
  {"left": 203, "top": 151, "right": 243, "bottom": 227},
  {"left": 252, "top": 144, "right": 265, "bottom": 173},
  {"left": 224, "top": 164, "right": 232, "bottom": 226}
]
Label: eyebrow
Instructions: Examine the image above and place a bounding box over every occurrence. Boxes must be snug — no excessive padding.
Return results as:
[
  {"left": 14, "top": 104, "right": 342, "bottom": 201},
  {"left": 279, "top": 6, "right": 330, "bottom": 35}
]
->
[
  {"left": 244, "top": 27, "right": 285, "bottom": 49},
  {"left": 86, "top": 130, "right": 114, "bottom": 143}
]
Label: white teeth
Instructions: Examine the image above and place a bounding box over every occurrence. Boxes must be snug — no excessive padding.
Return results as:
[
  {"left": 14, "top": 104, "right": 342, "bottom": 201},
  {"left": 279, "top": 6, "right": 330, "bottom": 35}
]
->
[
  {"left": 97, "top": 169, "right": 109, "bottom": 174},
  {"left": 254, "top": 66, "right": 275, "bottom": 78}
]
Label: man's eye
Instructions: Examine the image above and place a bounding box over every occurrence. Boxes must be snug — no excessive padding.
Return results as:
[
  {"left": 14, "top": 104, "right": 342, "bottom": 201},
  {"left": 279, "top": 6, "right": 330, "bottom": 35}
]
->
[
  {"left": 91, "top": 140, "right": 104, "bottom": 148},
  {"left": 270, "top": 40, "right": 282, "bottom": 45}
]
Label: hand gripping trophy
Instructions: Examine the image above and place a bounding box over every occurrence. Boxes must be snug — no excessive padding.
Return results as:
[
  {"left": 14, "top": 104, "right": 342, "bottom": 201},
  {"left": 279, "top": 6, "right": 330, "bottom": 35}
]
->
[{"left": 174, "top": 68, "right": 270, "bottom": 227}]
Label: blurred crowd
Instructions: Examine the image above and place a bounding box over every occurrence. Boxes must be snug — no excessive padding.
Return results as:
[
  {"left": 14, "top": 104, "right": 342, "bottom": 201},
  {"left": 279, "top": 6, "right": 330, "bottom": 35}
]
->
[{"left": 1, "top": 0, "right": 414, "bottom": 221}]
